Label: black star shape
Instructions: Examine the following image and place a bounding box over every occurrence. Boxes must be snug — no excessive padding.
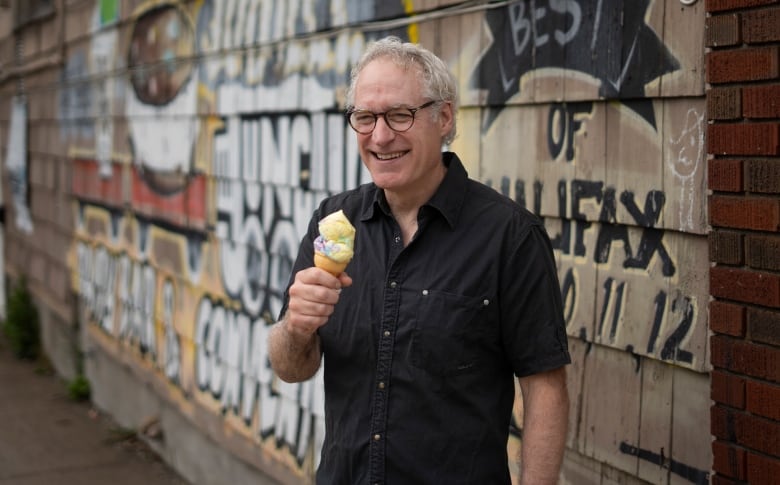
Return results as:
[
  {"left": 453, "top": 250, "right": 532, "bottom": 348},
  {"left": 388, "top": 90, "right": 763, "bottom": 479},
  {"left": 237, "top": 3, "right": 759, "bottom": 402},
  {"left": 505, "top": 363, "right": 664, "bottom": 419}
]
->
[{"left": 471, "top": 0, "right": 680, "bottom": 132}]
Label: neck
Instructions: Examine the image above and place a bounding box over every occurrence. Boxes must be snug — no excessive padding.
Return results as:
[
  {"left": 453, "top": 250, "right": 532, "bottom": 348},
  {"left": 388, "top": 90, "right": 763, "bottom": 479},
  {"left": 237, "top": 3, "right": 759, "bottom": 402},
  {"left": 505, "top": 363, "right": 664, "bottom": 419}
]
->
[
  {"left": 384, "top": 161, "right": 446, "bottom": 217},
  {"left": 383, "top": 161, "right": 446, "bottom": 246}
]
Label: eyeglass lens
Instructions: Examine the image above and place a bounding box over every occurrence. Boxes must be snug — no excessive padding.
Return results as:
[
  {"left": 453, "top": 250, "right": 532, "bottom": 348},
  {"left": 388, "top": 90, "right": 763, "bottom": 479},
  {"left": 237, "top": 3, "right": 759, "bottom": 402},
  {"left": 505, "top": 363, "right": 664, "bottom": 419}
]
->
[
  {"left": 347, "top": 101, "right": 435, "bottom": 134},
  {"left": 349, "top": 108, "right": 414, "bottom": 133}
]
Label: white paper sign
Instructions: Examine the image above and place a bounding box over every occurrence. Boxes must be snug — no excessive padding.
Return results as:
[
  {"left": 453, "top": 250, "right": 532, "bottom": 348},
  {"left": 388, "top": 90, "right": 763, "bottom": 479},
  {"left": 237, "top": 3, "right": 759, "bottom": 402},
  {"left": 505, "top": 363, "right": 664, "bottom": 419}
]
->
[{"left": 5, "top": 95, "right": 33, "bottom": 233}]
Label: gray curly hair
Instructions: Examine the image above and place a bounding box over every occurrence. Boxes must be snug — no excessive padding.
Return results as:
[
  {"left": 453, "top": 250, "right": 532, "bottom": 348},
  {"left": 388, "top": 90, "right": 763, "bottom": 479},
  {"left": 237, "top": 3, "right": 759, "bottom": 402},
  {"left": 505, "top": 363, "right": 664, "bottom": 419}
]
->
[{"left": 346, "top": 36, "right": 459, "bottom": 145}]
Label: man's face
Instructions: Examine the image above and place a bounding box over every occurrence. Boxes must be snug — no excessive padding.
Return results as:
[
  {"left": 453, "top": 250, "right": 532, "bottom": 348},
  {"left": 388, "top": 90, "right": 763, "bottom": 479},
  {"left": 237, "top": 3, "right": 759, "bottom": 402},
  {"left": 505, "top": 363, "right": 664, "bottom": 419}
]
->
[{"left": 351, "top": 58, "right": 453, "bottom": 195}]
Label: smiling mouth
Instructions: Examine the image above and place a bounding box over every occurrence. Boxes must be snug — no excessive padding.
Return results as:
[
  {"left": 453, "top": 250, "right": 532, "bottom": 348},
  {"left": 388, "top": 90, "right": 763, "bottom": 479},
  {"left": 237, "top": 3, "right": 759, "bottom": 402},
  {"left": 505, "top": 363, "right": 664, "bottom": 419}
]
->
[{"left": 374, "top": 151, "right": 407, "bottom": 160}]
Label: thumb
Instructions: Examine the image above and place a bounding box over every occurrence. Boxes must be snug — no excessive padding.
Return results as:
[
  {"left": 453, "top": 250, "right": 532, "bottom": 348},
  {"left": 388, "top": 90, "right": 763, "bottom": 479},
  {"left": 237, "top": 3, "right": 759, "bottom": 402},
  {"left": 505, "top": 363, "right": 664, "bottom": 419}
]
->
[{"left": 338, "top": 272, "right": 353, "bottom": 288}]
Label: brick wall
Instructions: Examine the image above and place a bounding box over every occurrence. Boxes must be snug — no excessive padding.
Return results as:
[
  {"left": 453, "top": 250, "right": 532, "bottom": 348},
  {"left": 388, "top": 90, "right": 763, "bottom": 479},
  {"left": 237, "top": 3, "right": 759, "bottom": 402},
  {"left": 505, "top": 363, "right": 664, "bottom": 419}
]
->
[{"left": 706, "top": 0, "right": 780, "bottom": 483}]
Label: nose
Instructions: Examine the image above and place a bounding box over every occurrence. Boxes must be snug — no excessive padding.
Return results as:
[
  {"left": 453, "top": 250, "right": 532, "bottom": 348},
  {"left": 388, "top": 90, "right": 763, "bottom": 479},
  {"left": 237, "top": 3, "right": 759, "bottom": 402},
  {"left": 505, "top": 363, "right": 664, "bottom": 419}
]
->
[{"left": 371, "top": 116, "right": 396, "bottom": 144}]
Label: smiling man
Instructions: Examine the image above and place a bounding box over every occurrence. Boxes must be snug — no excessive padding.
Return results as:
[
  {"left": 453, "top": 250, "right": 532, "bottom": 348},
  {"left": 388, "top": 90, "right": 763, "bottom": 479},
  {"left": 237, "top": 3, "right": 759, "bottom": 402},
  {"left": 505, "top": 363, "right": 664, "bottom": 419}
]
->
[{"left": 268, "top": 36, "right": 571, "bottom": 485}]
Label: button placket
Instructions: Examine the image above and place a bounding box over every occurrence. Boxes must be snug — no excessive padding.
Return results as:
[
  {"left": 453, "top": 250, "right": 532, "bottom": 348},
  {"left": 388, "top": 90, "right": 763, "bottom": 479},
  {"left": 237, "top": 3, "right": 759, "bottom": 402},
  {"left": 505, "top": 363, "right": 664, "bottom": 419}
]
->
[
  {"left": 370, "top": 270, "right": 401, "bottom": 483},
  {"left": 369, "top": 223, "right": 406, "bottom": 484}
]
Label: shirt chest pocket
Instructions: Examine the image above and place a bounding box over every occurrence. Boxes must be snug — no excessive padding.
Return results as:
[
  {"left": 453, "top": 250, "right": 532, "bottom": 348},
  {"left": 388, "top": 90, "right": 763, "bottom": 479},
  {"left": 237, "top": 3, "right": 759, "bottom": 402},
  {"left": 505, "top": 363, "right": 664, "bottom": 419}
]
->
[{"left": 410, "top": 289, "right": 496, "bottom": 377}]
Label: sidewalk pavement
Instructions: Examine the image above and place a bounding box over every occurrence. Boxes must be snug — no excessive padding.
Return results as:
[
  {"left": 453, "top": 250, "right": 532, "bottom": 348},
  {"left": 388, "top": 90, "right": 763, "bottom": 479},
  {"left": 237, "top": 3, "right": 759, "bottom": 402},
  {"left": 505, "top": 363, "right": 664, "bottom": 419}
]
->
[{"left": 0, "top": 338, "right": 190, "bottom": 485}]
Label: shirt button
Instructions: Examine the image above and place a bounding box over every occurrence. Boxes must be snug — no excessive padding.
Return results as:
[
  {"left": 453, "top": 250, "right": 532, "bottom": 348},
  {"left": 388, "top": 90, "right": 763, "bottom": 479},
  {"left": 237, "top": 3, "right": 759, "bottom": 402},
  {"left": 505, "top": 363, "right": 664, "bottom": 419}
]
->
[
  {"left": 394, "top": 236, "right": 401, "bottom": 243},
  {"left": 389, "top": 281, "right": 397, "bottom": 288},
  {"left": 378, "top": 381, "right": 385, "bottom": 389},
  {"left": 373, "top": 434, "right": 381, "bottom": 441},
  {"left": 422, "top": 289, "right": 428, "bottom": 296},
  {"left": 383, "top": 330, "right": 390, "bottom": 337},
  {"left": 483, "top": 299, "right": 490, "bottom": 306}
]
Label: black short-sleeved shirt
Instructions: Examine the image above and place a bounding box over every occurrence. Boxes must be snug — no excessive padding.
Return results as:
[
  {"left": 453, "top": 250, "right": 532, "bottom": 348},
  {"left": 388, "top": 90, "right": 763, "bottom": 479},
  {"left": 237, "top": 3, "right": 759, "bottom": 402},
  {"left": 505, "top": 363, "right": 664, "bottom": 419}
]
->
[{"left": 280, "top": 152, "right": 571, "bottom": 485}]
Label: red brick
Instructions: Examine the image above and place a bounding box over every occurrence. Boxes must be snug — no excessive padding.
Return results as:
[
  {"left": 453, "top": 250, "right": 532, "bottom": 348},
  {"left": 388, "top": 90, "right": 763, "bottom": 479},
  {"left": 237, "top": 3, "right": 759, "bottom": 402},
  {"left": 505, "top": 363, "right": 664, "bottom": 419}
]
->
[
  {"left": 709, "top": 122, "right": 780, "bottom": 156},
  {"left": 711, "top": 266, "right": 780, "bottom": 307},
  {"left": 747, "top": 234, "right": 780, "bottom": 271},
  {"left": 748, "top": 307, "right": 780, "bottom": 346},
  {"left": 710, "top": 195, "right": 780, "bottom": 231},
  {"left": 742, "top": 7, "right": 780, "bottom": 43},
  {"left": 712, "top": 370, "right": 747, "bottom": 408},
  {"left": 706, "top": 46, "right": 779, "bottom": 83},
  {"left": 711, "top": 334, "right": 780, "bottom": 381},
  {"left": 746, "top": 452, "right": 780, "bottom": 484},
  {"left": 716, "top": 194, "right": 780, "bottom": 230},
  {"left": 706, "top": 13, "right": 742, "bottom": 47},
  {"left": 746, "top": 380, "right": 780, "bottom": 420},
  {"left": 760, "top": 343, "right": 779, "bottom": 383},
  {"left": 708, "top": 159, "right": 744, "bottom": 192},
  {"left": 711, "top": 300, "right": 747, "bottom": 337},
  {"left": 710, "top": 230, "right": 745, "bottom": 265},
  {"left": 708, "top": 86, "right": 743, "bottom": 119},
  {"left": 713, "top": 440, "right": 747, "bottom": 479},
  {"left": 711, "top": 475, "right": 739, "bottom": 485},
  {"left": 743, "top": 85, "right": 780, "bottom": 118},
  {"left": 735, "top": 412, "right": 780, "bottom": 455},
  {"left": 745, "top": 159, "right": 780, "bottom": 193},
  {"left": 711, "top": 404, "right": 737, "bottom": 441},
  {"left": 707, "top": 0, "right": 777, "bottom": 13}
]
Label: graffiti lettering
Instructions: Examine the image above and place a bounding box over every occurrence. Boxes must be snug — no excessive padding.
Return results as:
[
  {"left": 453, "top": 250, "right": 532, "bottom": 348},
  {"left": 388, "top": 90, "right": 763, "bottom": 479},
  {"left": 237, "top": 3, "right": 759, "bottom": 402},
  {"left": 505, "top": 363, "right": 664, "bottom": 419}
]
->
[
  {"left": 559, "top": 268, "right": 697, "bottom": 364},
  {"left": 75, "top": 242, "right": 159, "bottom": 359},
  {"left": 500, "top": 177, "right": 676, "bottom": 276},
  {"left": 118, "top": 255, "right": 157, "bottom": 356},
  {"left": 507, "top": 0, "right": 582, "bottom": 57},
  {"left": 162, "top": 280, "right": 181, "bottom": 382},
  {"left": 194, "top": 297, "right": 324, "bottom": 466},
  {"left": 598, "top": 277, "right": 626, "bottom": 342},
  {"left": 77, "top": 243, "right": 116, "bottom": 332},
  {"left": 215, "top": 113, "right": 364, "bottom": 319},
  {"left": 660, "top": 293, "right": 695, "bottom": 363},
  {"left": 489, "top": 178, "right": 697, "bottom": 364},
  {"left": 202, "top": 0, "right": 365, "bottom": 90},
  {"left": 547, "top": 102, "right": 593, "bottom": 161}
]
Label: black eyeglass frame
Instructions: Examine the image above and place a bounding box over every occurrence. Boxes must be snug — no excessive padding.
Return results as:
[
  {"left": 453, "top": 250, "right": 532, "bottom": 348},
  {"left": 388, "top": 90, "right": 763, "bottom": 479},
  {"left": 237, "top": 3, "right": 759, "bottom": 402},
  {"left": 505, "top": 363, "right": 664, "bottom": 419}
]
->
[{"left": 345, "top": 100, "right": 437, "bottom": 134}]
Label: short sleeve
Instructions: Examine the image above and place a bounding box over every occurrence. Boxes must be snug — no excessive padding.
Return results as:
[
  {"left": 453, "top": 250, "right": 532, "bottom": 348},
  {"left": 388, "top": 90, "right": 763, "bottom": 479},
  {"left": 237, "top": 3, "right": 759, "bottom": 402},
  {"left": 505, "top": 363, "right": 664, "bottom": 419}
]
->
[{"left": 499, "top": 221, "right": 571, "bottom": 377}]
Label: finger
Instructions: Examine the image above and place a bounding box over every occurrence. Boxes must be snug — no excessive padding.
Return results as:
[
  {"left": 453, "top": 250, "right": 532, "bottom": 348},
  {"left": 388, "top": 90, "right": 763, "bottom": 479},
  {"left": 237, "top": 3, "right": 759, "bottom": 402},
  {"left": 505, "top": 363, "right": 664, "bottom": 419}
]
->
[
  {"left": 289, "top": 282, "right": 343, "bottom": 307},
  {"left": 299, "top": 266, "right": 343, "bottom": 289},
  {"left": 338, "top": 272, "right": 353, "bottom": 288},
  {"left": 288, "top": 297, "right": 336, "bottom": 319}
]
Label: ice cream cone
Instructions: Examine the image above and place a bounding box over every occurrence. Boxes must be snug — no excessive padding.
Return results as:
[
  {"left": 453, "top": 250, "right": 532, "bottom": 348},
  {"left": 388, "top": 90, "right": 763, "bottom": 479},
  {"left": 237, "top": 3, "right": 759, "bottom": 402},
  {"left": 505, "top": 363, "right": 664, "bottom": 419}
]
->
[
  {"left": 313, "top": 209, "right": 355, "bottom": 276},
  {"left": 314, "top": 253, "right": 348, "bottom": 276}
]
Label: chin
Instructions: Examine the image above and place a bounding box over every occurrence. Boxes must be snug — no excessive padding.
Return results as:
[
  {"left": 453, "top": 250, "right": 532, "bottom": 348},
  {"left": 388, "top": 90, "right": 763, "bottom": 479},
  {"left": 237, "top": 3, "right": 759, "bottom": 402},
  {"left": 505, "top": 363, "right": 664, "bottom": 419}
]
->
[{"left": 371, "top": 177, "right": 403, "bottom": 191}]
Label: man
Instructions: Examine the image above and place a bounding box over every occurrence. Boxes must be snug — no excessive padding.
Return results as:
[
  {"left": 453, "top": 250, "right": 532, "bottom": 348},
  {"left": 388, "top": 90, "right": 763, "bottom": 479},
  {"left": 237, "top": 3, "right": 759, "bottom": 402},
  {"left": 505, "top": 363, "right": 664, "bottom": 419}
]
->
[{"left": 268, "top": 36, "right": 570, "bottom": 484}]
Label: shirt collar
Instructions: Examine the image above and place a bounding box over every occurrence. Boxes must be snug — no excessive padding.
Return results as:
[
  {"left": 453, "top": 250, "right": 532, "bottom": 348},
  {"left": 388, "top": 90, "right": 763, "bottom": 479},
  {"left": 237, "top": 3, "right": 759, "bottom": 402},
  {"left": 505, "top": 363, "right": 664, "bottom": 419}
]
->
[{"left": 359, "top": 151, "right": 468, "bottom": 229}]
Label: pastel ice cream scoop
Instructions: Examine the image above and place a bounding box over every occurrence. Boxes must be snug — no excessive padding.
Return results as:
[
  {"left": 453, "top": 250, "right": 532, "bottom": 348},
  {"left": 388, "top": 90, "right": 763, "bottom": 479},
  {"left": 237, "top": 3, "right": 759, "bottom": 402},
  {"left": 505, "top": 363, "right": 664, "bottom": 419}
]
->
[{"left": 313, "top": 209, "right": 356, "bottom": 276}]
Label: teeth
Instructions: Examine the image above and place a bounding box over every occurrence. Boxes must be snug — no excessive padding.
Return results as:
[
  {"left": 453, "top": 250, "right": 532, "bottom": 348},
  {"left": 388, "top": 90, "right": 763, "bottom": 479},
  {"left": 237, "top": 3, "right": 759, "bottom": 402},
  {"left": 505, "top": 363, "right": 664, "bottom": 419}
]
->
[{"left": 376, "top": 151, "right": 404, "bottom": 160}]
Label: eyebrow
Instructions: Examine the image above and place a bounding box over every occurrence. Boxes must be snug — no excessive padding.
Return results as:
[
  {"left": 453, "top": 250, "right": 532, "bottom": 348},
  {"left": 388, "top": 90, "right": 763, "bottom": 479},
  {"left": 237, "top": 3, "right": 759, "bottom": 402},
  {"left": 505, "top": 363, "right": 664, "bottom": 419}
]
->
[{"left": 352, "top": 102, "right": 415, "bottom": 112}]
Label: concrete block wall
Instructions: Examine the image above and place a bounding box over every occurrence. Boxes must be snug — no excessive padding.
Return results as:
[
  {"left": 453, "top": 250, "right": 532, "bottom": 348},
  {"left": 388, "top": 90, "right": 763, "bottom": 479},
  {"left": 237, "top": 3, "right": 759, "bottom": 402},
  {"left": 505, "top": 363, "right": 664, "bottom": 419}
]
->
[
  {"left": 705, "top": 0, "right": 780, "bottom": 483},
  {"left": 0, "top": 0, "right": 78, "bottom": 378}
]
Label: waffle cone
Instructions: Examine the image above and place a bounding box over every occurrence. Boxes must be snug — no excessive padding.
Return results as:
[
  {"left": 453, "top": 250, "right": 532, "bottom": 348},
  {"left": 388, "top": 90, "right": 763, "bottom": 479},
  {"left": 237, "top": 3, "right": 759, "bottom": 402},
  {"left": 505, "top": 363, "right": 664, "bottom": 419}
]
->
[{"left": 314, "top": 253, "right": 348, "bottom": 276}]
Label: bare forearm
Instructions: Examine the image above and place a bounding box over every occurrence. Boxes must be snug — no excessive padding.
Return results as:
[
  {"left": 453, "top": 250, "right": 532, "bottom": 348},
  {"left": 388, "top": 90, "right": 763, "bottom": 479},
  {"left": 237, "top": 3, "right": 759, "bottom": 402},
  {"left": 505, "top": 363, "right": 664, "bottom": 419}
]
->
[
  {"left": 518, "top": 368, "right": 569, "bottom": 485},
  {"left": 520, "top": 400, "right": 567, "bottom": 484},
  {"left": 268, "top": 318, "right": 322, "bottom": 382}
]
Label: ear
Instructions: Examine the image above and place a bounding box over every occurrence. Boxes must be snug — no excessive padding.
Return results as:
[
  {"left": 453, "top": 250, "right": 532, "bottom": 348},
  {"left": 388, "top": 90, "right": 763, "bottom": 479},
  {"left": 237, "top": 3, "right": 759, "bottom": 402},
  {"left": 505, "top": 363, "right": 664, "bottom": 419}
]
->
[{"left": 438, "top": 101, "right": 454, "bottom": 137}]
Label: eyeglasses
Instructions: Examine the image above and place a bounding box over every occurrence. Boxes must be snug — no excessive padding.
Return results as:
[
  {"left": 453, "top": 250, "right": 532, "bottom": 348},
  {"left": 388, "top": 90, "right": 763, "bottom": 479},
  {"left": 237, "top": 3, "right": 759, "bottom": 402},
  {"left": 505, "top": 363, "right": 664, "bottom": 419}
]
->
[{"left": 346, "top": 100, "right": 437, "bottom": 134}]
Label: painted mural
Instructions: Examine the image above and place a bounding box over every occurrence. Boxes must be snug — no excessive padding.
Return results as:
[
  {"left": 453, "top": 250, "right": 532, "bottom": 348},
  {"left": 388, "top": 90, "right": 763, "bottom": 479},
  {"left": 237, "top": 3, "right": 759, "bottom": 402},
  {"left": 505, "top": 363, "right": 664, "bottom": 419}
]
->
[{"left": 65, "top": 0, "right": 710, "bottom": 483}]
